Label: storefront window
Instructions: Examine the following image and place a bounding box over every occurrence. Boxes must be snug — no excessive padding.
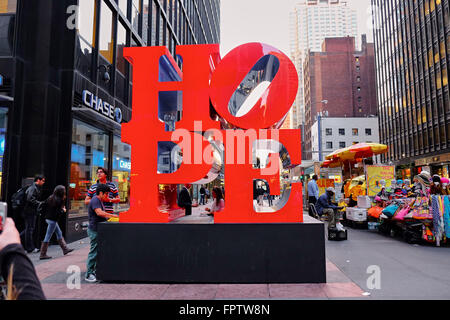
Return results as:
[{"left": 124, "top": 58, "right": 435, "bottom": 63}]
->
[
  {"left": 0, "top": 0, "right": 16, "bottom": 13},
  {"left": 112, "top": 136, "right": 131, "bottom": 212},
  {"left": 99, "top": 1, "right": 114, "bottom": 64},
  {"left": 0, "top": 108, "right": 7, "bottom": 197},
  {"left": 69, "top": 119, "right": 109, "bottom": 216}
]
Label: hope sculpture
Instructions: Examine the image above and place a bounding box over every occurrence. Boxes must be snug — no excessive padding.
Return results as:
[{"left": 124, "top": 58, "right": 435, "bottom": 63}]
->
[{"left": 120, "top": 43, "right": 303, "bottom": 223}]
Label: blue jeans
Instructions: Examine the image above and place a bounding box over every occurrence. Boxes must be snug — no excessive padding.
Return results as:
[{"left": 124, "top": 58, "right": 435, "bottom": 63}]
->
[
  {"left": 86, "top": 228, "right": 98, "bottom": 276},
  {"left": 43, "top": 219, "right": 63, "bottom": 242},
  {"left": 200, "top": 194, "right": 205, "bottom": 205}
]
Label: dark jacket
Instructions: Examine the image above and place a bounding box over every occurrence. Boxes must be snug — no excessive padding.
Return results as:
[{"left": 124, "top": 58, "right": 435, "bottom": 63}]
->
[
  {"left": 44, "top": 197, "right": 65, "bottom": 222},
  {"left": 199, "top": 187, "right": 206, "bottom": 195},
  {"left": 315, "top": 193, "right": 338, "bottom": 216},
  {"left": 178, "top": 187, "right": 192, "bottom": 208},
  {"left": 0, "top": 244, "right": 46, "bottom": 300},
  {"left": 23, "top": 183, "right": 42, "bottom": 217}
]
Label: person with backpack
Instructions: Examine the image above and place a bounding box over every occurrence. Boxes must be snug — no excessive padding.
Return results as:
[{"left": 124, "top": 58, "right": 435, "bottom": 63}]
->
[
  {"left": 19, "top": 175, "right": 46, "bottom": 254},
  {"left": 39, "top": 185, "right": 74, "bottom": 260},
  {"left": 177, "top": 184, "right": 192, "bottom": 216}
]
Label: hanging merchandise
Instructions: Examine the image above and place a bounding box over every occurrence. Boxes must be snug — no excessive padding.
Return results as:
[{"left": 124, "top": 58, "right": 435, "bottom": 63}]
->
[
  {"left": 431, "top": 196, "right": 445, "bottom": 246},
  {"left": 444, "top": 196, "right": 450, "bottom": 238}
]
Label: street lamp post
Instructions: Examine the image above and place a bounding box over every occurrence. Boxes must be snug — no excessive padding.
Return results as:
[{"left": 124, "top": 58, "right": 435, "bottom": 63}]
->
[{"left": 316, "top": 100, "right": 328, "bottom": 162}]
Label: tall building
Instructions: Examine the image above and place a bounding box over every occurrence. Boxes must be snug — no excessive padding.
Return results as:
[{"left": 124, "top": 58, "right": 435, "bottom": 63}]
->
[
  {"left": 0, "top": 0, "right": 220, "bottom": 241},
  {"left": 303, "top": 36, "right": 377, "bottom": 160},
  {"left": 372, "top": 0, "right": 450, "bottom": 179},
  {"left": 289, "top": 0, "right": 358, "bottom": 131}
]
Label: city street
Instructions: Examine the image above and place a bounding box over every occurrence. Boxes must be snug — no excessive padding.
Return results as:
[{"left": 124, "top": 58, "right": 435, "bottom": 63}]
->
[{"left": 326, "top": 225, "right": 450, "bottom": 299}]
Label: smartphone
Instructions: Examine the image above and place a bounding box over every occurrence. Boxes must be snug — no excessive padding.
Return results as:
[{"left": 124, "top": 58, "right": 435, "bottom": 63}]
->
[{"left": 0, "top": 202, "right": 7, "bottom": 234}]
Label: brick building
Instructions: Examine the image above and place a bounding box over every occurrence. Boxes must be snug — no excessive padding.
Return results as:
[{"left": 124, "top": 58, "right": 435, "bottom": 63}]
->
[{"left": 303, "top": 35, "right": 377, "bottom": 160}]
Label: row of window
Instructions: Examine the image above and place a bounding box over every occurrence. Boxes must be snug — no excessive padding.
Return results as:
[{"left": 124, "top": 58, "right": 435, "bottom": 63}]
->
[
  {"left": 325, "top": 141, "right": 372, "bottom": 149},
  {"left": 325, "top": 128, "right": 372, "bottom": 136}
]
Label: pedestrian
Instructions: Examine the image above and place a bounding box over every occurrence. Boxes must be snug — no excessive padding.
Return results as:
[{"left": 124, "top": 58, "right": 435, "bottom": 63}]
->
[
  {"left": 177, "top": 184, "right": 193, "bottom": 216},
  {"left": 0, "top": 217, "right": 46, "bottom": 299},
  {"left": 307, "top": 175, "right": 319, "bottom": 216},
  {"left": 204, "top": 186, "right": 225, "bottom": 217},
  {"left": 85, "top": 167, "right": 120, "bottom": 214},
  {"left": 315, "top": 188, "right": 344, "bottom": 231},
  {"left": 20, "top": 174, "right": 46, "bottom": 254},
  {"left": 256, "top": 185, "right": 264, "bottom": 206},
  {"left": 39, "top": 185, "right": 74, "bottom": 260},
  {"left": 430, "top": 174, "right": 444, "bottom": 195},
  {"left": 199, "top": 185, "right": 206, "bottom": 205},
  {"left": 85, "top": 184, "right": 119, "bottom": 283},
  {"left": 441, "top": 177, "right": 450, "bottom": 195}
]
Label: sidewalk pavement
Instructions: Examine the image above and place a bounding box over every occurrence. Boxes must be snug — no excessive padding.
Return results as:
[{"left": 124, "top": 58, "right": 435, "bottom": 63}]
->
[{"left": 27, "top": 202, "right": 367, "bottom": 300}]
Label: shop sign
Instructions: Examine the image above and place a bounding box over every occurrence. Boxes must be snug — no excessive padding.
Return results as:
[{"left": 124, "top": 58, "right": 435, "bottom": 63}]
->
[
  {"left": 82, "top": 90, "right": 123, "bottom": 124},
  {"left": 415, "top": 153, "right": 450, "bottom": 166},
  {"left": 366, "top": 165, "right": 395, "bottom": 196},
  {"left": 119, "top": 160, "right": 131, "bottom": 170},
  {"left": 120, "top": 43, "right": 301, "bottom": 223}
]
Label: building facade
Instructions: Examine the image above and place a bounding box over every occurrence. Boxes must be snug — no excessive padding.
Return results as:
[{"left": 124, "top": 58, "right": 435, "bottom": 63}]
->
[
  {"left": 372, "top": 0, "right": 450, "bottom": 179},
  {"left": 303, "top": 36, "right": 378, "bottom": 160},
  {"left": 310, "top": 117, "right": 380, "bottom": 162},
  {"left": 289, "top": 0, "right": 358, "bottom": 131},
  {"left": 0, "top": 0, "right": 220, "bottom": 241}
]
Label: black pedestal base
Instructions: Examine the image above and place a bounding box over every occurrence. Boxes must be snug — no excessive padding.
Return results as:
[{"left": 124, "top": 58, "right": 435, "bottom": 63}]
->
[{"left": 97, "top": 222, "right": 326, "bottom": 283}]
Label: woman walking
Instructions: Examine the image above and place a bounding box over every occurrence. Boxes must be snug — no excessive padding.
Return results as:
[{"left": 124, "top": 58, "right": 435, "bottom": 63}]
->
[
  {"left": 205, "top": 187, "right": 225, "bottom": 217},
  {"left": 39, "top": 185, "right": 74, "bottom": 260}
]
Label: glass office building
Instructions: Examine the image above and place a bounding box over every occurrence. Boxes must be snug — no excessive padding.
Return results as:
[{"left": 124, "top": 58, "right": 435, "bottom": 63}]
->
[
  {"left": 372, "top": 0, "right": 450, "bottom": 177},
  {"left": 0, "top": 0, "right": 220, "bottom": 241}
]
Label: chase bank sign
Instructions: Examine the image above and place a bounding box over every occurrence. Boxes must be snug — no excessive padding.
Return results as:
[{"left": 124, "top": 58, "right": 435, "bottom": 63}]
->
[{"left": 82, "top": 90, "right": 123, "bottom": 124}]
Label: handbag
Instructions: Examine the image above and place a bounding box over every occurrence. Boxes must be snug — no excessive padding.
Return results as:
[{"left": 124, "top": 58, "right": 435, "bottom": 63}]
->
[
  {"left": 393, "top": 205, "right": 410, "bottom": 221},
  {"left": 382, "top": 204, "right": 399, "bottom": 218},
  {"left": 368, "top": 206, "right": 383, "bottom": 219}
]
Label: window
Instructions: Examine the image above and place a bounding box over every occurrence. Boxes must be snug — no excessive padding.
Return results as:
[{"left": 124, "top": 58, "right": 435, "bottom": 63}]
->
[
  {"left": 339, "top": 128, "right": 345, "bottom": 135},
  {"left": 131, "top": 0, "right": 140, "bottom": 31},
  {"left": 326, "top": 141, "right": 333, "bottom": 149},
  {"left": 69, "top": 119, "right": 110, "bottom": 216},
  {"left": 365, "top": 128, "right": 372, "bottom": 136},
  {"left": 0, "top": 108, "right": 7, "bottom": 197},
  {"left": 357, "top": 87, "right": 361, "bottom": 92},
  {"left": 99, "top": 1, "right": 114, "bottom": 64},
  {"left": 352, "top": 128, "right": 359, "bottom": 136},
  {"left": 0, "top": 0, "right": 16, "bottom": 13},
  {"left": 116, "top": 22, "right": 127, "bottom": 75},
  {"left": 112, "top": 136, "right": 131, "bottom": 212},
  {"left": 339, "top": 141, "right": 346, "bottom": 148},
  {"left": 356, "top": 76, "right": 361, "bottom": 82},
  {"left": 118, "top": 0, "right": 128, "bottom": 15},
  {"left": 142, "top": 0, "right": 149, "bottom": 44},
  {"left": 325, "top": 128, "right": 332, "bottom": 135},
  {"left": 75, "top": 1, "right": 97, "bottom": 77},
  {"left": 77, "top": 0, "right": 96, "bottom": 46}
]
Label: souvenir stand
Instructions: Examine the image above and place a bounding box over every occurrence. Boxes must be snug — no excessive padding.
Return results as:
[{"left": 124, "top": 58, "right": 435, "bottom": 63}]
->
[
  {"left": 321, "top": 143, "right": 389, "bottom": 227},
  {"left": 367, "top": 181, "right": 450, "bottom": 246}
]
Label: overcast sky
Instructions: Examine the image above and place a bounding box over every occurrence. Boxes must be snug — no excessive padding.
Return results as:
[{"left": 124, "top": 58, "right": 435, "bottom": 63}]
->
[{"left": 220, "top": 0, "right": 373, "bottom": 57}]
